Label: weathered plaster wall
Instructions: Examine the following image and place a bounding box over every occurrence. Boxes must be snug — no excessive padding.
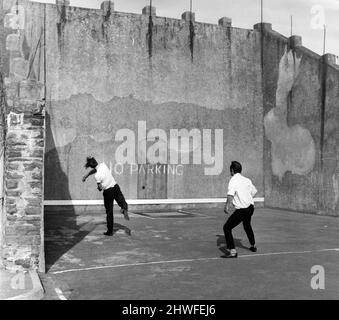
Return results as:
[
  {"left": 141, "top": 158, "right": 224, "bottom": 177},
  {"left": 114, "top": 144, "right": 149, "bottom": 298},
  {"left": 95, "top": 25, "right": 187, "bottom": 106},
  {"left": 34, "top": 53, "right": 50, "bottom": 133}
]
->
[
  {"left": 262, "top": 28, "right": 339, "bottom": 215},
  {"left": 319, "top": 62, "right": 339, "bottom": 214},
  {"left": 23, "top": 2, "right": 264, "bottom": 201}
]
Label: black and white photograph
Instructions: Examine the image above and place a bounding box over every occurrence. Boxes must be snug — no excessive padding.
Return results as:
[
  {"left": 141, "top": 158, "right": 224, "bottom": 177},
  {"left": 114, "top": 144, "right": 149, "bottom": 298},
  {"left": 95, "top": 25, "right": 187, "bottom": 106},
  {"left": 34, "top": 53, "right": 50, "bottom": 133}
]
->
[{"left": 0, "top": 0, "right": 338, "bottom": 306}]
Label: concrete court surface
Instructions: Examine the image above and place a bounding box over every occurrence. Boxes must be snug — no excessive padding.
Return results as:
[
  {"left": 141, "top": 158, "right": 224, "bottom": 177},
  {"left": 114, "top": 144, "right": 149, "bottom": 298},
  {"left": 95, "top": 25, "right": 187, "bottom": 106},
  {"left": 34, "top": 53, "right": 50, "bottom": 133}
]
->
[{"left": 40, "top": 207, "right": 339, "bottom": 300}]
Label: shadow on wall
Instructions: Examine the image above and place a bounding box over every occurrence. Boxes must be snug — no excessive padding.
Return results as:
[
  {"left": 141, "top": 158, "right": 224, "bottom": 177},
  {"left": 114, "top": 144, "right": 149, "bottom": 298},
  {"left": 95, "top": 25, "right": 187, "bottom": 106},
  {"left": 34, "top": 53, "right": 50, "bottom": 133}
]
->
[{"left": 44, "top": 111, "right": 93, "bottom": 272}]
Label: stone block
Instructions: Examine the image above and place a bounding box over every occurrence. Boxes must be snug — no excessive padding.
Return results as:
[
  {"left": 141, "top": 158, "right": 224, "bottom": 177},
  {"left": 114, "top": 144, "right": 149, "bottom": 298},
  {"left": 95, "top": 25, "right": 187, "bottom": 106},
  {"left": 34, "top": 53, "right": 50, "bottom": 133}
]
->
[
  {"left": 30, "top": 149, "right": 44, "bottom": 159},
  {"left": 6, "top": 236, "right": 41, "bottom": 246},
  {"left": 253, "top": 22, "right": 272, "bottom": 32},
  {"left": 29, "top": 181, "right": 42, "bottom": 190},
  {"left": 6, "top": 180, "right": 19, "bottom": 189},
  {"left": 56, "top": 0, "right": 70, "bottom": 5},
  {"left": 23, "top": 162, "right": 42, "bottom": 171},
  {"left": 30, "top": 118, "right": 44, "bottom": 126},
  {"left": 25, "top": 198, "right": 42, "bottom": 207},
  {"left": 6, "top": 138, "right": 26, "bottom": 147},
  {"left": 6, "top": 206, "right": 17, "bottom": 214},
  {"left": 182, "top": 11, "right": 195, "bottom": 22},
  {"left": 101, "top": 1, "right": 114, "bottom": 13},
  {"left": 142, "top": 6, "right": 156, "bottom": 16},
  {"left": 6, "top": 197, "right": 16, "bottom": 205},
  {"left": 22, "top": 216, "right": 41, "bottom": 222},
  {"left": 7, "top": 151, "right": 22, "bottom": 158},
  {"left": 322, "top": 53, "right": 337, "bottom": 66},
  {"left": 289, "top": 35, "right": 302, "bottom": 48},
  {"left": 6, "top": 171, "right": 24, "bottom": 179},
  {"left": 34, "top": 139, "right": 45, "bottom": 147},
  {"left": 32, "top": 171, "right": 43, "bottom": 180},
  {"left": 8, "top": 163, "right": 20, "bottom": 171},
  {"left": 15, "top": 258, "right": 31, "bottom": 269},
  {"left": 6, "top": 190, "right": 22, "bottom": 198},
  {"left": 7, "top": 111, "right": 24, "bottom": 127},
  {"left": 218, "top": 17, "right": 232, "bottom": 27},
  {"left": 25, "top": 206, "right": 41, "bottom": 216}
]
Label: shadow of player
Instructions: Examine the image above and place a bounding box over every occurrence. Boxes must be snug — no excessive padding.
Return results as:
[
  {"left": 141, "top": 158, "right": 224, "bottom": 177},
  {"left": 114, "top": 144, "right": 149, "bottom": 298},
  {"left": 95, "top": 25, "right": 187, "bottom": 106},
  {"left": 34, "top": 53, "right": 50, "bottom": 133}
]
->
[
  {"left": 113, "top": 223, "right": 132, "bottom": 236},
  {"left": 44, "top": 112, "right": 94, "bottom": 272},
  {"left": 216, "top": 235, "right": 250, "bottom": 255}
]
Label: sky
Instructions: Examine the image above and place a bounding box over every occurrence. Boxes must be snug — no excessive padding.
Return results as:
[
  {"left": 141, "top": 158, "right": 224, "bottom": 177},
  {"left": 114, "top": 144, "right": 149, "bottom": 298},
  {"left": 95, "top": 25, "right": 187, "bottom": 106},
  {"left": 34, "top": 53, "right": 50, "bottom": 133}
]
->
[{"left": 31, "top": 0, "right": 339, "bottom": 57}]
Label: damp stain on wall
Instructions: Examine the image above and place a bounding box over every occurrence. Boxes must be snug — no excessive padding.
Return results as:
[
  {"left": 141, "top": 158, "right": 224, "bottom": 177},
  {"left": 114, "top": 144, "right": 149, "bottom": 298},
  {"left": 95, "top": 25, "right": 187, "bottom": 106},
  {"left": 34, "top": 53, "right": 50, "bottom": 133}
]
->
[
  {"left": 147, "top": 13, "right": 153, "bottom": 59},
  {"left": 56, "top": 4, "right": 67, "bottom": 50},
  {"left": 264, "top": 47, "right": 316, "bottom": 180},
  {"left": 189, "top": 19, "right": 195, "bottom": 61}
]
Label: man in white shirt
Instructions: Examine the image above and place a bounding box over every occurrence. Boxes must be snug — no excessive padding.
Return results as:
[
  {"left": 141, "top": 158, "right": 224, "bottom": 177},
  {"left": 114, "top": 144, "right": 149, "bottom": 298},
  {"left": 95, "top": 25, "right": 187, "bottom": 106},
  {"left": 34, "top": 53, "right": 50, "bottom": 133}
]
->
[
  {"left": 82, "top": 156, "right": 129, "bottom": 236},
  {"left": 223, "top": 161, "right": 258, "bottom": 258}
]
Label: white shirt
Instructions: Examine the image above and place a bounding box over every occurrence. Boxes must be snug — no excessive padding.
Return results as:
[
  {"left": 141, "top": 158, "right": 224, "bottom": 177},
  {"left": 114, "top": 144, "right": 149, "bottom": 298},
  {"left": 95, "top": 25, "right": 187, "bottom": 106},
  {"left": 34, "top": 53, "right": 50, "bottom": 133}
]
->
[
  {"left": 227, "top": 173, "right": 257, "bottom": 209},
  {"left": 94, "top": 163, "right": 116, "bottom": 190}
]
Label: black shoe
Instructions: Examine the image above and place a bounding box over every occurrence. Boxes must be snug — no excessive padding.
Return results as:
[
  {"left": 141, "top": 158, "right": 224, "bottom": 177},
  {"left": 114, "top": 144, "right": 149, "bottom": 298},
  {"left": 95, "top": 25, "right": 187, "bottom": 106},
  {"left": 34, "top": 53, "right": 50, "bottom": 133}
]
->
[
  {"left": 249, "top": 246, "right": 257, "bottom": 252},
  {"left": 121, "top": 209, "right": 130, "bottom": 221},
  {"left": 103, "top": 231, "right": 113, "bottom": 236}
]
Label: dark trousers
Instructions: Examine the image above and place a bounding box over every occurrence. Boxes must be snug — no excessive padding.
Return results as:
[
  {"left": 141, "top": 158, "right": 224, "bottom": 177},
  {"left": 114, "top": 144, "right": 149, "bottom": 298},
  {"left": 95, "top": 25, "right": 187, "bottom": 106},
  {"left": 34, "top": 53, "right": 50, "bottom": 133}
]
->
[
  {"left": 223, "top": 204, "right": 255, "bottom": 250},
  {"left": 103, "top": 184, "right": 128, "bottom": 233}
]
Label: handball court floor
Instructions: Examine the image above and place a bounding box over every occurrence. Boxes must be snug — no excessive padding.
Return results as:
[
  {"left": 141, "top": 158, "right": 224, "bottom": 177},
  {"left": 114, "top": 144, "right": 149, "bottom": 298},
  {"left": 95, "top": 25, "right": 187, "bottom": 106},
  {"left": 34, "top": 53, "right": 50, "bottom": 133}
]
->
[{"left": 40, "top": 207, "right": 339, "bottom": 300}]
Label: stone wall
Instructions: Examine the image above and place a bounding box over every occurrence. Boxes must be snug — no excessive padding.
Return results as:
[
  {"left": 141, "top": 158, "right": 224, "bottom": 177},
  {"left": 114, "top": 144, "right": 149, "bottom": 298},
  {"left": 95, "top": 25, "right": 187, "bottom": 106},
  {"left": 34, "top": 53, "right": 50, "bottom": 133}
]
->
[
  {"left": 2, "top": 86, "right": 45, "bottom": 271},
  {"left": 1, "top": 0, "right": 45, "bottom": 271}
]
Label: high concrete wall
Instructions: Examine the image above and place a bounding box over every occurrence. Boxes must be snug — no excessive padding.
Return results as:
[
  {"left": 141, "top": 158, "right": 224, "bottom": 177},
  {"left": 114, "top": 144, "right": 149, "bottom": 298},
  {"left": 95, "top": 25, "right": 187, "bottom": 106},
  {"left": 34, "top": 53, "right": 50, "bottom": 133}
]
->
[
  {"left": 23, "top": 2, "right": 264, "bottom": 202},
  {"left": 261, "top": 26, "right": 339, "bottom": 215}
]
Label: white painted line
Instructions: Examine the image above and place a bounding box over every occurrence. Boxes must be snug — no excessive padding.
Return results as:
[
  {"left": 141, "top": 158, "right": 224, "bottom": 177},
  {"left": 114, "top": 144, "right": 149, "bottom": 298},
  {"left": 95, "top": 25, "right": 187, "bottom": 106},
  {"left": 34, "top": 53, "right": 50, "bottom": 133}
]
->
[
  {"left": 238, "top": 248, "right": 339, "bottom": 258},
  {"left": 55, "top": 287, "right": 67, "bottom": 300},
  {"left": 50, "top": 248, "right": 339, "bottom": 275},
  {"left": 44, "top": 198, "right": 265, "bottom": 206},
  {"left": 51, "top": 258, "right": 220, "bottom": 275}
]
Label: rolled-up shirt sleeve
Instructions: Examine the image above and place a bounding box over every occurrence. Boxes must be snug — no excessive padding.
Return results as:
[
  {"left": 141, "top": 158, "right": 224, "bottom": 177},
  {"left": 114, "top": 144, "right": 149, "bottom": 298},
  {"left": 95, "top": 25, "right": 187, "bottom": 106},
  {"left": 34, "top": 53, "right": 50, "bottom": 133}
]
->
[{"left": 227, "top": 180, "right": 236, "bottom": 197}]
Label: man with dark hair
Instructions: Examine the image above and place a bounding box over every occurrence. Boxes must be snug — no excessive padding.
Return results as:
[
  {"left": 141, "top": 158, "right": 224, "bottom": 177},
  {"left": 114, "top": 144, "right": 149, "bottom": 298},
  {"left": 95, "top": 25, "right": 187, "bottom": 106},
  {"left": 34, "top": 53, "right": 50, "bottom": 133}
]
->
[
  {"left": 223, "top": 161, "right": 258, "bottom": 258},
  {"left": 82, "top": 156, "right": 129, "bottom": 236}
]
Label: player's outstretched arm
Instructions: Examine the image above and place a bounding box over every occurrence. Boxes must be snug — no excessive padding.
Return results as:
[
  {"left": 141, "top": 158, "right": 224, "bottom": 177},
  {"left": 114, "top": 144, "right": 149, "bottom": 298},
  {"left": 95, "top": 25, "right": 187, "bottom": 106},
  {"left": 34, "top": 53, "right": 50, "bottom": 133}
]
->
[{"left": 82, "top": 168, "right": 97, "bottom": 182}]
